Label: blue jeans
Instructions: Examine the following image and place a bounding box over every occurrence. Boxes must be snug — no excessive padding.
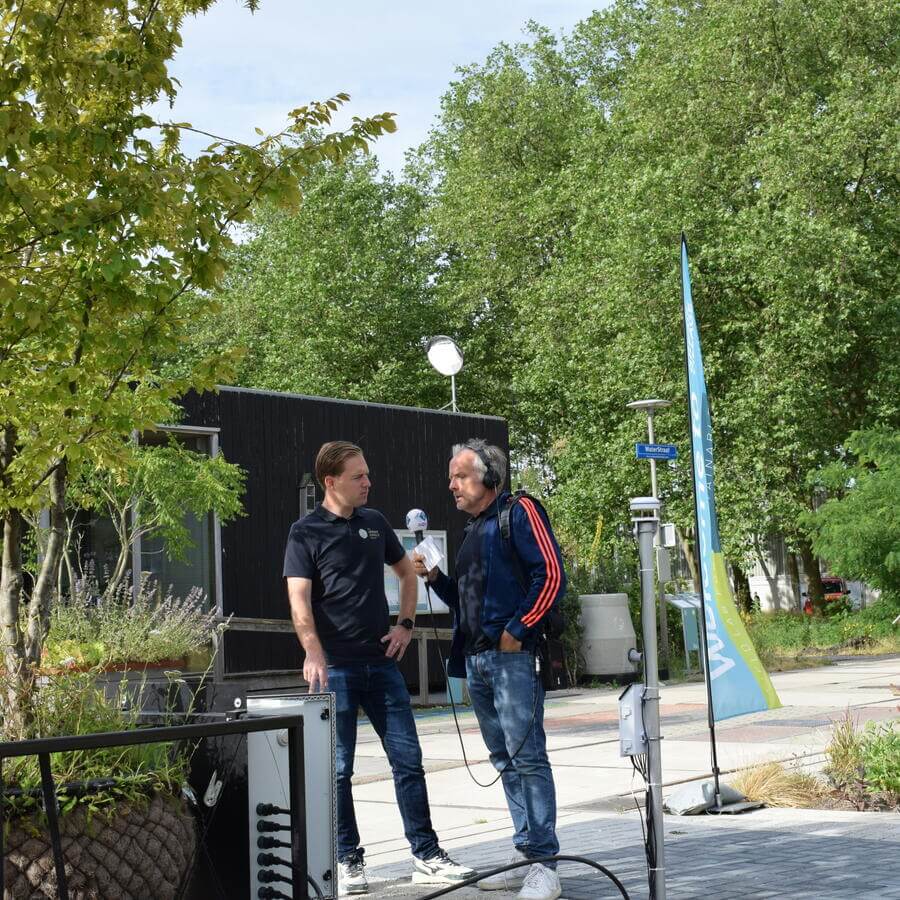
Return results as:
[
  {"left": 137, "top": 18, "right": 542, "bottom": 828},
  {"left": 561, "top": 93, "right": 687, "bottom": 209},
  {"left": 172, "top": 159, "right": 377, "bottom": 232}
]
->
[
  {"left": 329, "top": 662, "right": 440, "bottom": 863},
  {"left": 466, "top": 650, "right": 559, "bottom": 865}
]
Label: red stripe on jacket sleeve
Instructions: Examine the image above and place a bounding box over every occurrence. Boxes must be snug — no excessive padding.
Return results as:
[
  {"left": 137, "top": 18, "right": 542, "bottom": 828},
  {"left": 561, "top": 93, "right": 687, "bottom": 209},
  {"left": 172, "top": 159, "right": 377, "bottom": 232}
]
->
[{"left": 518, "top": 498, "right": 561, "bottom": 627}]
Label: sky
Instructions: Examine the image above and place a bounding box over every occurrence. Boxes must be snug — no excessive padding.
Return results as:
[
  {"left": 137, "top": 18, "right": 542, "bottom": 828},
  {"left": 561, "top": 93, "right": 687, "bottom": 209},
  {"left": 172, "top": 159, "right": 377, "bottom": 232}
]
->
[{"left": 159, "top": 0, "right": 603, "bottom": 176}]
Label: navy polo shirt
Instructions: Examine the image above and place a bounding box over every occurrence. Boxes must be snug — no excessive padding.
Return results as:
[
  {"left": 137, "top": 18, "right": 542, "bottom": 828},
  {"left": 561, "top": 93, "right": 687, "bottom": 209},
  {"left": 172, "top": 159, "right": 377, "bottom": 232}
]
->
[{"left": 283, "top": 504, "right": 405, "bottom": 665}]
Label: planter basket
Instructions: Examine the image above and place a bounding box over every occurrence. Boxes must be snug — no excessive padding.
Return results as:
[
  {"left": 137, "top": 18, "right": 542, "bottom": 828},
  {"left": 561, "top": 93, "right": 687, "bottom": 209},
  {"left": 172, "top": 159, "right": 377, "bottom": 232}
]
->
[{"left": 3, "top": 792, "right": 196, "bottom": 899}]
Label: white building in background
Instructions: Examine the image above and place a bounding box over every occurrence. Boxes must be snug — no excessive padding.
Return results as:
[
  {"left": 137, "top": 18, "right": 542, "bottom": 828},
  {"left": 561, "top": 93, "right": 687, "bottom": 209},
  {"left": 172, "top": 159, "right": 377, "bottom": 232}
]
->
[{"left": 747, "top": 534, "right": 878, "bottom": 612}]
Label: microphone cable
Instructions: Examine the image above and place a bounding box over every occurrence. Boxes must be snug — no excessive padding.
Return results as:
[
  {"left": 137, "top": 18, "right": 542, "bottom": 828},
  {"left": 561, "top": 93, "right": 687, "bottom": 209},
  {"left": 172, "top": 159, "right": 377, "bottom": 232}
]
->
[{"left": 420, "top": 563, "right": 541, "bottom": 788}]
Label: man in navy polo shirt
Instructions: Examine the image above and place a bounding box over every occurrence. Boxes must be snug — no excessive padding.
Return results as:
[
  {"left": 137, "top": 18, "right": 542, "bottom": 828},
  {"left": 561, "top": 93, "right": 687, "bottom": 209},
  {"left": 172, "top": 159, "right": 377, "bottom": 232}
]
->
[{"left": 284, "top": 441, "right": 474, "bottom": 896}]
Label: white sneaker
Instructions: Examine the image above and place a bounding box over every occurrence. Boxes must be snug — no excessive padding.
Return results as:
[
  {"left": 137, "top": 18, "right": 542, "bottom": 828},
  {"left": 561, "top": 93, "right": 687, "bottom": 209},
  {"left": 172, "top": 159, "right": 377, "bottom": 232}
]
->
[
  {"left": 517, "top": 863, "right": 561, "bottom": 900},
  {"left": 476, "top": 849, "right": 529, "bottom": 890},
  {"left": 338, "top": 853, "right": 368, "bottom": 895},
  {"left": 412, "top": 849, "right": 477, "bottom": 884}
]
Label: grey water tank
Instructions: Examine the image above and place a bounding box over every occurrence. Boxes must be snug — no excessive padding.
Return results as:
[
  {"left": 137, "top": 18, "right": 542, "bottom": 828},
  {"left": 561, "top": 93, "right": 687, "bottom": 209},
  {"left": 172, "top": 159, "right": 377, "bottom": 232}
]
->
[{"left": 580, "top": 593, "right": 638, "bottom": 677}]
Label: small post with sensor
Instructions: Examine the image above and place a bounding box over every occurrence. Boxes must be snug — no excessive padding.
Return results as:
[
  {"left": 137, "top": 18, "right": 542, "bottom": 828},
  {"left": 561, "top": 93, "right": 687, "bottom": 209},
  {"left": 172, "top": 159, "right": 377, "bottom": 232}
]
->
[{"left": 620, "top": 496, "right": 667, "bottom": 900}]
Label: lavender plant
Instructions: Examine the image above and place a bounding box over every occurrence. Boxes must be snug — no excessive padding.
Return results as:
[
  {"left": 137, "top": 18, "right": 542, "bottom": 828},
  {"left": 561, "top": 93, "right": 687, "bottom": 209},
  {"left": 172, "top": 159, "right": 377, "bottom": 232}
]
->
[{"left": 44, "top": 573, "right": 217, "bottom": 669}]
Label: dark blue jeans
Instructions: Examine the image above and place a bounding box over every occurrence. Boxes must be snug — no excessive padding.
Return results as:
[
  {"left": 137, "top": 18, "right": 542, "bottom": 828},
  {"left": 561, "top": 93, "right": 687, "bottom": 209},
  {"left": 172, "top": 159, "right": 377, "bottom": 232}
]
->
[
  {"left": 329, "top": 661, "right": 440, "bottom": 863},
  {"left": 466, "top": 650, "right": 559, "bottom": 864}
]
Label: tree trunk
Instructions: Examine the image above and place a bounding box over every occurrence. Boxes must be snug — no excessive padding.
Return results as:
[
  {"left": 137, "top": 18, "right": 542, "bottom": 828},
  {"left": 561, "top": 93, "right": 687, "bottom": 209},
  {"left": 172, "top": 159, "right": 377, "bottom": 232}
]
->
[
  {"left": 732, "top": 563, "right": 751, "bottom": 613},
  {"left": 798, "top": 536, "right": 826, "bottom": 613},
  {"left": 786, "top": 547, "right": 802, "bottom": 610},
  {"left": 103, "top": 504, "right": 133, "bottom": 599},
  {"left": 1, "top": 423, "right": 31, "bottom": 735},
  {"left": 25, "top": 460, "right": 67, "bottom": 663},
  {"left": 677, "top": 526, "right": 700, "bottom": 591},
  {"left": 1, "top": 507, "right": 29, "bottom": 736}
]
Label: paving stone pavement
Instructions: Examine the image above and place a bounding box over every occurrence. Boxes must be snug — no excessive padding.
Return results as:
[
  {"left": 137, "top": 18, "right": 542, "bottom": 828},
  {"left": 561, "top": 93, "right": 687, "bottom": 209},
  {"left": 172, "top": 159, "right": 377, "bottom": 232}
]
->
[
  {"left": 364, "top": 806, "right": 900, "bottom": 899},
  {"left": 346, "top": 658, "right": 900, "bottom": 900}
]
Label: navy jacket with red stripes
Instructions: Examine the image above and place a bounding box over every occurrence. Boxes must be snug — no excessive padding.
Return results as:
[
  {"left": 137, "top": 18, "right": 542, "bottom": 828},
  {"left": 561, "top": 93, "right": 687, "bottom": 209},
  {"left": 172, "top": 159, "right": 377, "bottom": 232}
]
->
[{"left": 429, "top": 491, "right": 567, "bottom": 677}]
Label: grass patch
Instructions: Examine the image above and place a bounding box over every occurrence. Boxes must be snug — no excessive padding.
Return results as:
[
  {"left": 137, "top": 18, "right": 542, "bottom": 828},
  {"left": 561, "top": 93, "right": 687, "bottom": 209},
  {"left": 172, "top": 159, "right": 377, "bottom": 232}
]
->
[
  {"left": 746, "top": 593, "right": 900, "bottom": 668},
  {"left": 729, "top": 761, "right": 826, "bottom": 808}
]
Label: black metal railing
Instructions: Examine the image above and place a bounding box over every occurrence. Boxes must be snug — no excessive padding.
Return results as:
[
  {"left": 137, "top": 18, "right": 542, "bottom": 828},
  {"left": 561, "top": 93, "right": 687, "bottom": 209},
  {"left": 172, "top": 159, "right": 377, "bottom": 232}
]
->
[{"left": 0, "top": 714, "right": 308, "bottom": 900}]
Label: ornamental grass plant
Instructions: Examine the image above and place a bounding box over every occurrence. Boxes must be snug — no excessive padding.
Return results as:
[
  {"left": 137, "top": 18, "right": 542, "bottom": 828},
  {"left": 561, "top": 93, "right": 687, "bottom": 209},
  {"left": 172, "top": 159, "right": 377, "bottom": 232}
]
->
[{"left": 729, "top": 760, "right": 826, "bottom": 809}]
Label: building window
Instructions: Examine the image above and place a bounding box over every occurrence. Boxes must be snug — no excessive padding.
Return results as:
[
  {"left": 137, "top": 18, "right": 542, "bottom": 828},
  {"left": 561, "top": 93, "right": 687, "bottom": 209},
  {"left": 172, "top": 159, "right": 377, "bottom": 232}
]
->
[
  {"left": 136, "top": 428, "right": 219, "bottom": 608},
  {"left": 384, "top": 531, "right": 449, "bottom": 615}
]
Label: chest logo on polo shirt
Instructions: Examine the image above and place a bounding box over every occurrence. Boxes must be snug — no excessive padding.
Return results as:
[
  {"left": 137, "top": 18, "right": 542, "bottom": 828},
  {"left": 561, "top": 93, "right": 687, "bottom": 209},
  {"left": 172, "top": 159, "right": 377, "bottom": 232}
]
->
[{"left": 358, "top": 528, "right": 369, "bottom": 539}]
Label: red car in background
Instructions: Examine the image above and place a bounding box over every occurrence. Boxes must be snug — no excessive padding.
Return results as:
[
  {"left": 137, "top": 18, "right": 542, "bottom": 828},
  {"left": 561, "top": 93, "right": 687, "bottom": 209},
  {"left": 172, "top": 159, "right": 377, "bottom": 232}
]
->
[{"left": 821, "top": 576, "right": 852, "bottom": 611}]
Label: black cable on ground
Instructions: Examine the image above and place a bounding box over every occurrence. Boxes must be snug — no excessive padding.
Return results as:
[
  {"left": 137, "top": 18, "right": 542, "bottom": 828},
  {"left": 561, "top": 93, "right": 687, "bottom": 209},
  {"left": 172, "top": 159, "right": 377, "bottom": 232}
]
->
[{"left": 416, "top": 854, "right": 630, "bottom": 899}]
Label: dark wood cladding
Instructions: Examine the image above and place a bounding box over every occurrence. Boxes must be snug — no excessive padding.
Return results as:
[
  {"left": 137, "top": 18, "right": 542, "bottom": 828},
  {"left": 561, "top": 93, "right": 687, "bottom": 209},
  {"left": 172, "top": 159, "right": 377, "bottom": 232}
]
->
[{"left": 179, "top": 386, "right": 508, "bottom": 678}]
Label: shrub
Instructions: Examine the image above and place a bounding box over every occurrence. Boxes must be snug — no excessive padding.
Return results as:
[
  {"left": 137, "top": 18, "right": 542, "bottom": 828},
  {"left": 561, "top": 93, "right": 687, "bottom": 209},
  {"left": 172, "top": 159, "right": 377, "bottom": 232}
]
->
[
  {"left": 44, "top": 574, "right": 217, "bottom": 669},
  {"left": 825, "top": 712, "right": 899, "bottom": 808},
  {"left": 746, "top": 594, "right": 900, "bottom": 665},
  {"left": 1, "top": 672, "right": 189, "bottom": 821},
  {"left": 859, "top": 722, "right": 900, "bottom": 798}
]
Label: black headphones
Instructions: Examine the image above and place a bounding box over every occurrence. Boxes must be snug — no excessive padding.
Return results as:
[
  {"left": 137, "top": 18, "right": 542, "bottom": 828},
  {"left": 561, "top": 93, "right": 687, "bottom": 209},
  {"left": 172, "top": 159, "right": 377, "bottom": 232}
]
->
[{"left": 464, "top": 442, "right": 501, "bottom": 490}]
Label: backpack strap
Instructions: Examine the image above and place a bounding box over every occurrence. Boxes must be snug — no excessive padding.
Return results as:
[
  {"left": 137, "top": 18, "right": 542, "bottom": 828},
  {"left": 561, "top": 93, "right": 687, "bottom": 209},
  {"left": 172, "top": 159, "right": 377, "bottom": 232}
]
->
[{"left": 499, "top": 490, "right": 534, "bottom": 594}]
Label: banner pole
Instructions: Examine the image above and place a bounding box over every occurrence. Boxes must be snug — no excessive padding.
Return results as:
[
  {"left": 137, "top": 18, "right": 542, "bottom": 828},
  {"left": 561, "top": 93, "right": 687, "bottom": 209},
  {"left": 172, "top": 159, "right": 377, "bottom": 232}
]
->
[{"left": 679, "top": 233, "right": 722, "bottom": 809}]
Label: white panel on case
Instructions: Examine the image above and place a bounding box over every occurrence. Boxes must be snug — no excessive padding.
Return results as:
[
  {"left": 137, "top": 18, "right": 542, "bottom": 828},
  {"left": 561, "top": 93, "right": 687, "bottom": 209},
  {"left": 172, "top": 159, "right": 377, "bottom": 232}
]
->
[{"left": 246, "top": 693, "right": 337, "bottom": 899}]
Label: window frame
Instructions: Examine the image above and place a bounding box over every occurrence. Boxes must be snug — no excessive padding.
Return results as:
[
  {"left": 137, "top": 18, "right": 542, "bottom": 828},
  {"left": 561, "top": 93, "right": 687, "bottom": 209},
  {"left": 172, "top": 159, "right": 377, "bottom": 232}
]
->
[
  {"left": 132, "top": 424, "right": 223, "bottom": 619},
  {"left": 384, "top": 529, "right": 449, "bottom": 615}
]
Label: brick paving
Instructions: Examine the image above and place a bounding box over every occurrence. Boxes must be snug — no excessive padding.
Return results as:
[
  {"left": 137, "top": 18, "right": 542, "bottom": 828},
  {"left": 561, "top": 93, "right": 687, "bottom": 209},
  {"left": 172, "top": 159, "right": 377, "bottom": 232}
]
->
[
  {"left": 349, "top": 658, "right": 900, "bottom": 900},
  {"left": 366, "top": 806, "right": 900, "bottom": 899}
]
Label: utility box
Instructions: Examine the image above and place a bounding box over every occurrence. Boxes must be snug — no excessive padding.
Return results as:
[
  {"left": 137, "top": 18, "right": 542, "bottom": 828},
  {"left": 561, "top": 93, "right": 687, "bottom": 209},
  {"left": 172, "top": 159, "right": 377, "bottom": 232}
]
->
[
  {"left": 618, "top": 683, "right": 648, "bottom": 757},
  {"left": 246, "top": 693, "right": 337, "bottom": 898}
]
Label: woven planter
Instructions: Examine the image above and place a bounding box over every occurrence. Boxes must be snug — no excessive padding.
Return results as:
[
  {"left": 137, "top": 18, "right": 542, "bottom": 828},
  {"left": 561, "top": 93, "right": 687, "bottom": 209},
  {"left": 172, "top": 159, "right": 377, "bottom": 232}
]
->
[{"left": 2, "top": 792, "right": 196, "bottom": 899}]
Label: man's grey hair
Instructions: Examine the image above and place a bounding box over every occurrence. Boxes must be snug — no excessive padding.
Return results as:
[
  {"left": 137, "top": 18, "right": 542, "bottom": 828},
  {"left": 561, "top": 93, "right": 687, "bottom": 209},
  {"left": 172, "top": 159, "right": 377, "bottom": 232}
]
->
[{"left": 452, "top": 439, "right": 507, "bottom": 488}]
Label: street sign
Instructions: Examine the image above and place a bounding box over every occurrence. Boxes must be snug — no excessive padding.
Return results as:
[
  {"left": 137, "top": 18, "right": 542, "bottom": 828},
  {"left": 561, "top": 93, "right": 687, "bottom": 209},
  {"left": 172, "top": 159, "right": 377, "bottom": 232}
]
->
[{"left": 636, "top": 443, "right": 678, "bottom": 460}]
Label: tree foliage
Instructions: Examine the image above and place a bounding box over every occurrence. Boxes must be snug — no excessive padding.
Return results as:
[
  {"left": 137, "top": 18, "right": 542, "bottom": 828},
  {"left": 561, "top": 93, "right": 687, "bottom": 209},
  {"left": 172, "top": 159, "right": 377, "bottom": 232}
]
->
[
  {"left": 71, "top": 437, "right": 246, "bottom": 598},
  {"left": 0, "top": 0, "right": 394, "bottom": 728},
  {"left": 169, "top": 155, "right": 450, "bottom": 407},
  {"left": 803, "top": 429, "right": 900, "bottom": 596},
  {"left": 410, "top": 0, "right": 899, "bottom": 566}
]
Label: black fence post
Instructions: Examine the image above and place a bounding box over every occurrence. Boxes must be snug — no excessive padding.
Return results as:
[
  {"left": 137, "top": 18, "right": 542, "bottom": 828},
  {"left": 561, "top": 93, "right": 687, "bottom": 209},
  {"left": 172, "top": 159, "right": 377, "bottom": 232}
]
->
[
  {"left": 1, "top": 754, "right": 5, "bottom": 899},
  {"left": 38, "top": 753, "right": 70, "bottom": 900}
]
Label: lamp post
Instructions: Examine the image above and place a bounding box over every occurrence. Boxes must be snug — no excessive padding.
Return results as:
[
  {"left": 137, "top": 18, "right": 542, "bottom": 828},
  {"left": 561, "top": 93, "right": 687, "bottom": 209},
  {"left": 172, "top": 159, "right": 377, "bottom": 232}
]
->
[
  {"left": 631, "top": 496, "right": 667, "bottom": 899},
  {"left": 627, "top": 398, "right": 672, "bottom": 677},
  {"left": 426, "top": 335, "right": 464, "bottom": 412}
]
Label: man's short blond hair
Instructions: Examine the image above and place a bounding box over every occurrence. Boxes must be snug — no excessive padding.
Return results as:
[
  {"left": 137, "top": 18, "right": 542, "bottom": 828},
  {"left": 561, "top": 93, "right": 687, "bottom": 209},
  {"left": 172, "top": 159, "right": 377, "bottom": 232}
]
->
[{"left": 315, "top": 441, "right": 363, "bottom": 489}]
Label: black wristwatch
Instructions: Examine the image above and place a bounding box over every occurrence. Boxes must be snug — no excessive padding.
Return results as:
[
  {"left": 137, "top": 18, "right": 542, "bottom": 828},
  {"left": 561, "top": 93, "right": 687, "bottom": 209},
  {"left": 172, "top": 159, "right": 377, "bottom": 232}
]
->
[{"left": 398, "top": 618, "right": 415, "bottom": 631}]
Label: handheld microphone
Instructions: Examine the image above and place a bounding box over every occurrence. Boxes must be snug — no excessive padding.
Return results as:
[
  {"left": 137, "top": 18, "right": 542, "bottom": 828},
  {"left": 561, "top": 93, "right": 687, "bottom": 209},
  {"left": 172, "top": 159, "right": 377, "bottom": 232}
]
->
[{"left": 406, "top": 508, "right": 428, "bottom": 545}]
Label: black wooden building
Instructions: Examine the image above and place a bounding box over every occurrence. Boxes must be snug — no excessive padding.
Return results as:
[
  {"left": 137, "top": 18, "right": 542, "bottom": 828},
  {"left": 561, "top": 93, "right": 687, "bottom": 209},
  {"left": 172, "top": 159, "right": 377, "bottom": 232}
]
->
[{"left": 177, "top": 386, "right": 508, "bottom": 694}]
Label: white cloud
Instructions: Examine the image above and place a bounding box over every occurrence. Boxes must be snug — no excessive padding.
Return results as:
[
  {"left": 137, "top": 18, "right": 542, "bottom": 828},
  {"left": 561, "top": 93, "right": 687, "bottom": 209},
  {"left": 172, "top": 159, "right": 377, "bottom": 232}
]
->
[{"left": 154, "top": 0, "right": 603, "bottom": 173}]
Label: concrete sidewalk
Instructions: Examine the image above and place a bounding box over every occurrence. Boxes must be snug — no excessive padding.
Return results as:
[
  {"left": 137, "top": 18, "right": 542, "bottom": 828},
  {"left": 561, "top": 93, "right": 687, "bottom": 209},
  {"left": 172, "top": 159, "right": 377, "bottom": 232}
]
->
[{"left": 347, "top": 656, "right": 900, "bottom": 899}]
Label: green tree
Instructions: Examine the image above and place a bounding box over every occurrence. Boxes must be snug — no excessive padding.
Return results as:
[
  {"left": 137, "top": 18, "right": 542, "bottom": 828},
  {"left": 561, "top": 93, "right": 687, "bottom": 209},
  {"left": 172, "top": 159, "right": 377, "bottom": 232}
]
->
[
  {"left": 413, "top": 0, "right": 899, "bottom": 582},
  {"left": 169, "top": 155, "right": 449, "bottom": 407},
  {"left": 70, "top": 437, "right": 246, "bottom": 600},
  {"left": 410, "top": 27, "right": 588, "bottom": 445},
  {"left": 803, "top": 429, "right": 900, "bottom": 596},
  {"left": 0, "top": 0, "right": 394, "bottom": 731}
]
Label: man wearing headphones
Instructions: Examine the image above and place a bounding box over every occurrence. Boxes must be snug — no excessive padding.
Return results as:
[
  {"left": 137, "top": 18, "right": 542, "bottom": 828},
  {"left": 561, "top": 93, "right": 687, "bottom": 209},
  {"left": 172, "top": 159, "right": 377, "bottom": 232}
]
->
[{"left": 413, "top": 439, "right": 566, "bottom": 900}]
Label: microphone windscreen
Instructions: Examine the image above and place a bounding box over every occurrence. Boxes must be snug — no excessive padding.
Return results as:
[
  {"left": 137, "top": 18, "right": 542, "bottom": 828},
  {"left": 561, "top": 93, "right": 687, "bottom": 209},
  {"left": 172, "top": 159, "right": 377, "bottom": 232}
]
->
[{"left": 406, "top": 508, "right": 428, "bottom": 532}]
